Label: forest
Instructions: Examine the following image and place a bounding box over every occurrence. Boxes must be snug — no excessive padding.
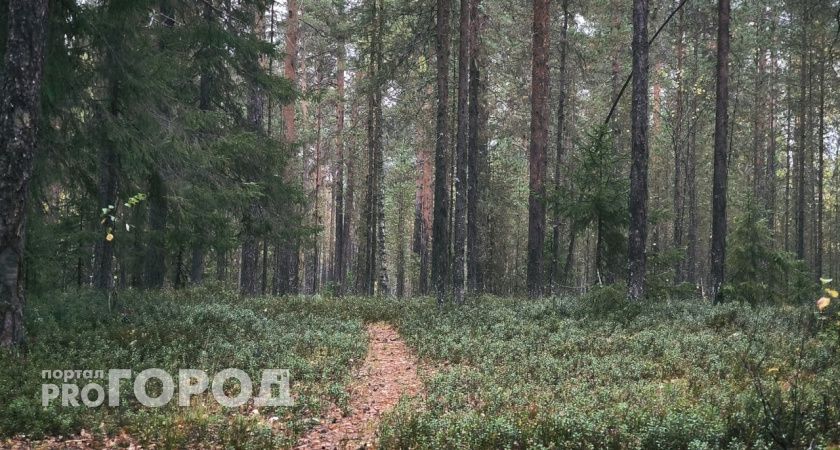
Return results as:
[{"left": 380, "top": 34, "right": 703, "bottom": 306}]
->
[{"left": 0, "top": 0, "right": 840, "bottom": 448}]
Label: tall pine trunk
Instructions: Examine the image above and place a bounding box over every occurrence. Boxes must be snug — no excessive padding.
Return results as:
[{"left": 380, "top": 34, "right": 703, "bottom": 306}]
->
[
  {"left": 333, "top": 11, "right": 347, "bottom": 295},
  {"left": 526, "top": 0, "right": 550, "bottom": 298},
  {"left": 550, "top": 0, "right": 569, "bottom": 292},
  {"left": 432, "top": 0, "right": 452, "bottom": 305},
  {"left": 453, "top": 0, "right": 471, "bottom": 304},
  {"left": 710, "top": 0, "right": 730, "bottom": 304},
  {"left": 672, "top": 7, "right": 685, "bottom": 282},
  {"left": 467, "top": 0, "right": 486, "bottom": 294},
  {"left": 279, "top": 0, "right": 300, "bottom": 295},
  {"left": 627, "top": 0, "right": 649, "bottom": 301},
  {"left": 0, "top": 0, "right": 48, "bottom": 347},
  {"left": 239, "top": 8, "right": 266, "bottom": 297}
]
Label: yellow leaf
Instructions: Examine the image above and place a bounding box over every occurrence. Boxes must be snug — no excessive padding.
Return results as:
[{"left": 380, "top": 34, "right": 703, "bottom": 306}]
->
[
  {"left": 767, "top": 367, "right": 779, "bottom": 374},
  {"left": 826, "top": 289, "right": 839, "bottom": 299},
  {"left": 817, "top": 297, "right": 831, "bottom": 312},
  {"left": 105, "top": 233, "right": 114, "bottom": 242}
]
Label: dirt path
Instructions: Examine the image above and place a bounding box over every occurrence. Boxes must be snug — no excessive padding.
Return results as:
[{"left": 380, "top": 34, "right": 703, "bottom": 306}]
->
[{"left": 295, "top": 322, "right": 424, "bottom": 450}]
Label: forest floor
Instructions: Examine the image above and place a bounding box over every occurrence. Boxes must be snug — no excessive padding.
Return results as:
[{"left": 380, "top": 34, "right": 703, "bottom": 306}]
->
[
  {"left": 295, "top": 323, "right": 427, "bottom": 450},
  {"left": 0, "top": 288, "right": 838, "bottom": 449}
]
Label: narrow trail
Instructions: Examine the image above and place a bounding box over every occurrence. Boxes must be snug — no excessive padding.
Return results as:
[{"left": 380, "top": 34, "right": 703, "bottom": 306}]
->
[{"left": 295, "top": 323, "right": 424, "bottom": 450}]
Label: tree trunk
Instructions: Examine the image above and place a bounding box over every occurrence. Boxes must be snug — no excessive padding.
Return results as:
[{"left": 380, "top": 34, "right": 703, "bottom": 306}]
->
[
  {"left": 816, "top": 47, "right": 826, "bottom": 277},
  {"left": 373, "top": 0, "right": 388, "bottom": 296},
  {"left": 413, "top": 87, "right": 434, "bottom": 295},
  {"left": 550, "top": 0, "right": 569, "bottom": 292},
  {"left": 0, "top": 0, "right": 48, "bottom": 347},
  {"left": 143, "top": 171, "right": 167, "bottom": 288},
  {"left": 190, "top": 246, "right": 206, "bottom": 285},
  {"left": 396, "top": 193, "right": 407, "bottom": 298},
  {"left": 453, "top": 0, "right": 471, "bottom": 304},
  {"left": 240, "top": 8, "right": 266, "bottom": 297},
  {"left": 627, "top": 0, "right": 649, "bottom": 301},
  {"left": 766, "top": 16, "right": 777, "bottom": 234},
  {"left": 795, "top": 5, "right": 807, "bottom": 262},
  {"left": 333, "top": 12, "right": 346, "bottom": 295},
  {"left": 240, "top": 206, "right": 260, "bottom": 296},
  {"left": 710, "top": 0, "right": 730, "bottom": 304},
  {"left": 280, "top": 0, "right": 300, "bottom": 295},
  {"left": 526, "top": 0, "right": 551, "bottom": 298},
  {"left": 672, "top": 7, "right": 685, "bottom": 282},
  {"left": 432, "top": 0, "right": 452, "bottom": 305}
]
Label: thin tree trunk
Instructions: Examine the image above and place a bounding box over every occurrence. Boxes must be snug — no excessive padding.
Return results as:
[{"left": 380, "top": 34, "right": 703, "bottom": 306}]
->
[
  {"left": 240, "top": 8, "right": 266, "bottom": 297},
  {"left": 628, "top": 0, "right": 649, "bottom": 301},
  {"left": 784, "top": 94, "right": 792, "bottom": 253},
  {"left": 333, "top": 10, "right": 347, "bottom": 294},
  {"left": 816, "top": 47, "right": 826, "bottom": 277},
  {"left": 396, "top": 193, "right": 407, "bottom": 298},
  {"left": 0, "top": 0, "right": 48, "bottom": 347},
  {"left": 526, "top": 0, "right": 551, "bottom": 298},
  {"left": 373, "top": 0, "right": 388, "bottom": 296},
  {"left": 551, "top": 0, "right": 570, "bottom": 292},
  {"left": 467, "top": 0, "right": 486, "bottom": 295},
  {"left": 710, "top": 0, "right": 730, "bottom": 304},
  {"left": 143, "top": 171, "right": 167, "bottom": 288},
  {"left": 432, "top": 0, "right": 452, "bottom": 305},
  {"left": 190, "top": 246, "right": 206, "bottom": 285},
  {"left": 672, "top": 7, "right": 685, "bottom": 282},
  {"left": 766, "top": 15, "right": 777, "bottom": 233},
  {"left": 795, "top": 4, "right": 807, "bottom": 262}
]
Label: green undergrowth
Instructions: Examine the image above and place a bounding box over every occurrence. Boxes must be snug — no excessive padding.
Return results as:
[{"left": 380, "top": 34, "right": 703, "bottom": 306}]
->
[
  {"left": 0, "top": 285, "right": 372, "bottom": 448},
  {"left": 2, "top": 287, "right": 838, "bottom": 449},
  {"left": 380, "top": 295, "right": 840, "bottom": 449}
]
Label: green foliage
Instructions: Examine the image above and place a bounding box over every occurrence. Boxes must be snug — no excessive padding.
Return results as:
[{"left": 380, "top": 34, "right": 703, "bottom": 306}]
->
[
  {"left": 724, "top": 206, "right": 815, "bottom": 306},
  {"left": 0, "top": 289, "right": 369, "bottom": 448},
  {"left": 556, "top": 125, "right": 628, "bottom": 280},
  {"left": 379, "top": 296, "right": 840, "bottom": 449},
  {"left": 2, "top": 291, "right": 839, "bottom": 448}
]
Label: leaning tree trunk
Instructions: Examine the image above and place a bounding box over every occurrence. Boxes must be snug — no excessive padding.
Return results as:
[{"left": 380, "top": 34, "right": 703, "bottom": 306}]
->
[
  {"left": 526, "top": 0, "right": 551, "bottom": 299},
  {"left": 710, "top": 0, "right": 730, "bottom": 304},
  {"left": 452, "top": 0, "right": 471, "bottom": 304},
  {"left": 0, "top": 0, "right": 49, "bottom": 347},
  {"left": 432, "top": 0, "right": 452, "bottom": 305},
  {"left": 627, "top": 0, "right": 649, "bottom": 301}
]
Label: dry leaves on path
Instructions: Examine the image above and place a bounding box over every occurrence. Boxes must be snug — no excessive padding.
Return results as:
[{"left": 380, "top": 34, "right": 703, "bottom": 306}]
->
[{"left": 295, "top": 322, "right": 426, "bottom": 450}]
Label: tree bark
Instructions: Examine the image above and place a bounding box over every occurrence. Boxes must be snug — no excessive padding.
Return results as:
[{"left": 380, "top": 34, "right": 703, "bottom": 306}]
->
[
  {"left": 279, "top": 0, "right": 300, "bottom": 295},
  {"left": 710, "top": 0, "right": 730, "bottom": 304},
  {"left": 672, "top": 7, "right": 685, "bottom": 282},
  {"left": 240, "top": 8, "right": 266, "bottom": 297},
  {"left": 627, "top": 0, "right": 649, "bottom": 301},
  {"left": 453, "top": 0, "right": 471, "bottom": 304},
  {"left": 551, "top": 0, "right": 570, "bottom": 292},
  {"left": 413, "top": 87, "right": 434, "bottom": 295},
  {"left": 333, "top": 9, "right": 347, "bottom": 295},
  {"left": 816, "top": 46, "right": 826, "bottom": 277},
  {"left": 467, "top": 0, "right": 487, "bottom": 295},
  {"left": 0, "top": 0, "right": 48, "bottom": 347},
  {"left": 432, "top": 0, "right": 452, "bottom": 305},
  {"left": 795, "top": 4, "right": 807, "bottom": 262},
  {"left": 526, "top": 0, "right": 551, "bottom": 298}
]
